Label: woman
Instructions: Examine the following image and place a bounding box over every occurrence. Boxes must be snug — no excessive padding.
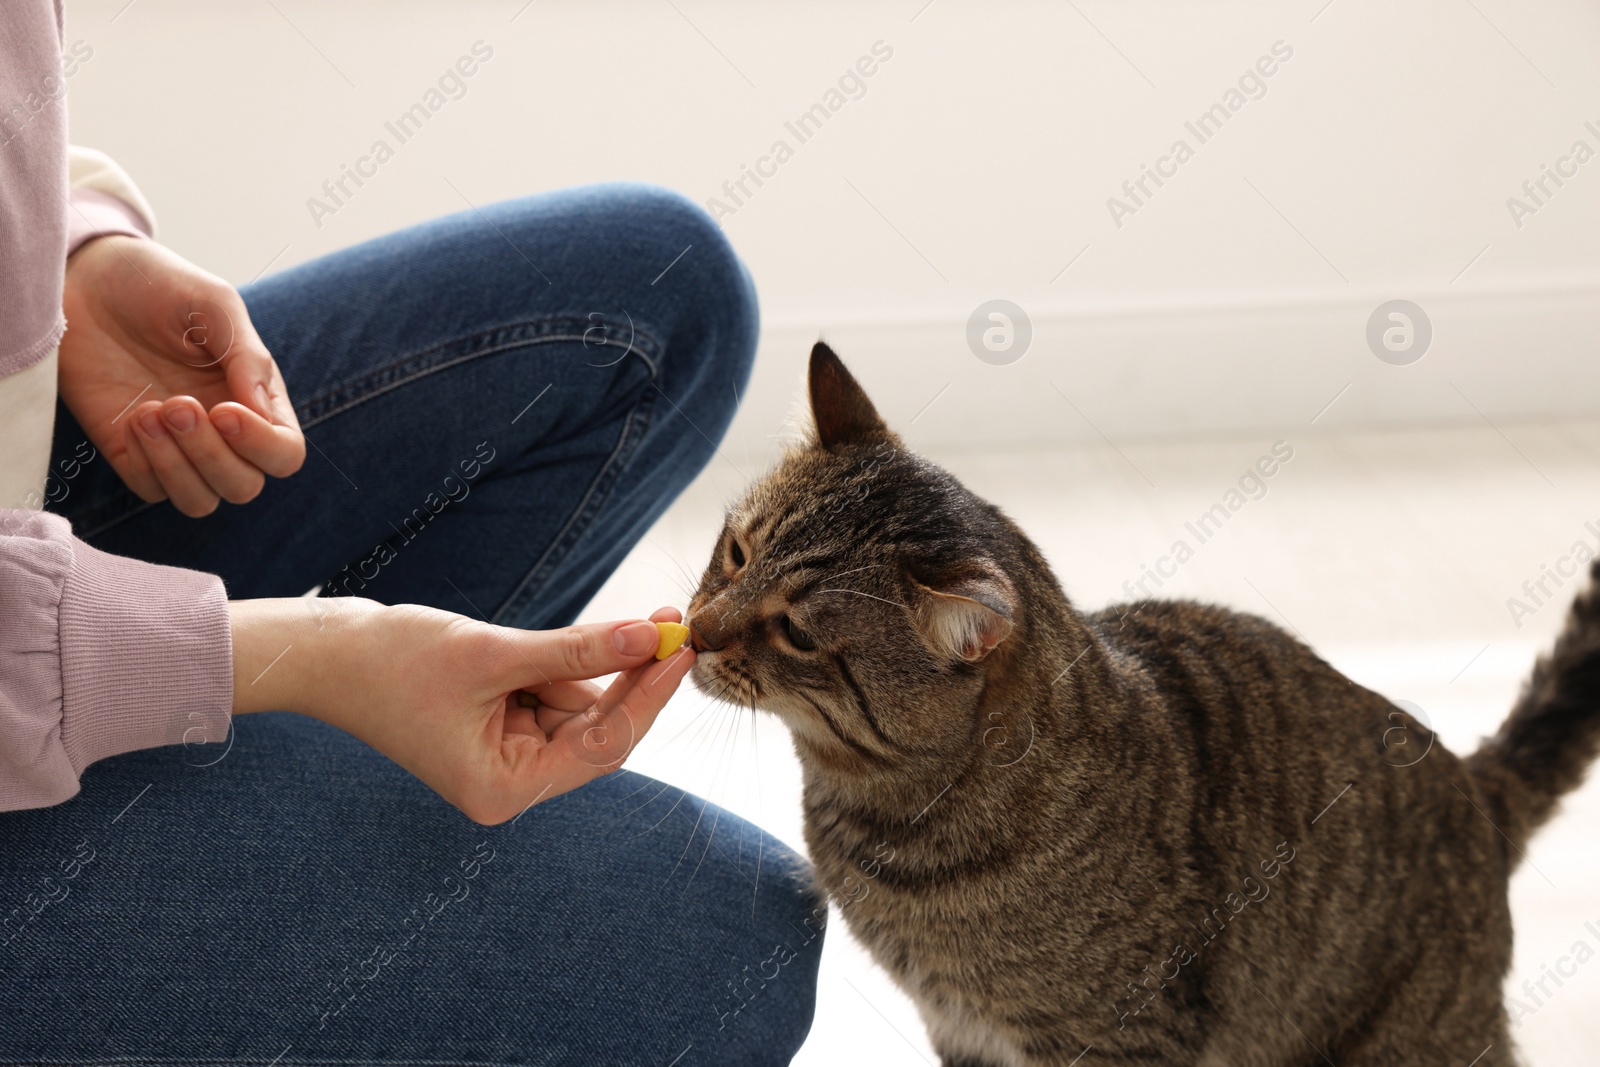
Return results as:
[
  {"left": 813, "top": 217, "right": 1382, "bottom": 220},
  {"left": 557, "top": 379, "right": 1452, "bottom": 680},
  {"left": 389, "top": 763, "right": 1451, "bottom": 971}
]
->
[{"left": 0, "top": 3, "right": 823, "bottom": 1062}]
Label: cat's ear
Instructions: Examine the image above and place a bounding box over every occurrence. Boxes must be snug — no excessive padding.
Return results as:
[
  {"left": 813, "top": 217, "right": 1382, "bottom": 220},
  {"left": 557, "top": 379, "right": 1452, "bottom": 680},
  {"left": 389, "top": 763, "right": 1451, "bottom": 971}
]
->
[
  {"left": 809, "top": 341, "right": 889, "bottom": 449},
  {"left": 911, "top": 569, "right": 1016, "bottom": 663}
]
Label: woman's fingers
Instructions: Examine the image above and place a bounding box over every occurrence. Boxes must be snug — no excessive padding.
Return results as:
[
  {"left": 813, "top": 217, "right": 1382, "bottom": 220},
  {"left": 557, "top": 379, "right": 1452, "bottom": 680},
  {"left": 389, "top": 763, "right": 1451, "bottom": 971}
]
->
[
  {"left": 541, "top": 645, "right": 696, "bottom": 793},
  {"left": 207, "top": 401, "right": 306, "bottom": 480},
  {"left": 525, "top": 679, "right": 605, "bottom": 713},
  {"left": 222, "top": 337, "right": 306, "bottom": 478},
  {"left": 130, "top": 400, "right": 220, "bottom": 516},
  {"left": 506, "top": 679, "right": 602, "bottom": 736},
  {"left": 117, "top": 419, "right": 167, "bottom": 503},
  {"left": 458, "top": 611, "right": 696, "bottom": 821},
  {"left": 178, "top": 291, "right": 304, "bottom": 480},
  {"left": 533, "top": 703, "right": 581, "bottom": 736},
  {"left": 489, "top": 646, "right": 695, "bottom": 820},
  {"left": 501, "top": 615, "right": 680, "bottom": 686},
  {"left": 232, "top": 403, "right": 306, "bottom": 479},
  {"left": 160, "top": 397, "right": 266, "bottom": 505}
]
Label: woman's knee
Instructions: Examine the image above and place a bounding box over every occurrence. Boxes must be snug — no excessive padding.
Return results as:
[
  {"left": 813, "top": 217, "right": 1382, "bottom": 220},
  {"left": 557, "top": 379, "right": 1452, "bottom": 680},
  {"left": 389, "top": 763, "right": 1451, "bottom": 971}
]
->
[
  {"left": 499, "top": 183, "right": 758, "bottom": 411},
  {"left": 632, "top": 184, "right": 759, "bottom": 386},
  {"left": 623, "top": 186, "right": 759, "bottom": 454}
]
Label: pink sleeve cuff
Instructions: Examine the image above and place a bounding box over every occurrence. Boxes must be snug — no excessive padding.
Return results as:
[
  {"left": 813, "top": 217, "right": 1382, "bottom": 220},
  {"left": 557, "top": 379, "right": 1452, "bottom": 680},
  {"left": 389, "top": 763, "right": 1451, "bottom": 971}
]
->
[
  {"left": 66, "top": 187, "right": 153, "bottom": 258},
  {"left": 0, "top": 510, "right": 233, "bottom": 811},
  {"left": 58, "top": 534, "right": 234, "bottom": 774}
]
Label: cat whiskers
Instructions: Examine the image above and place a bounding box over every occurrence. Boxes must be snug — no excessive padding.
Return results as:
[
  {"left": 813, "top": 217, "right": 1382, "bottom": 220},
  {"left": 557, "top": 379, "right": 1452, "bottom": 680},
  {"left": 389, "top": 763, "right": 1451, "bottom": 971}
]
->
[
  {"left": 811, "top": 587, "right": 908, "bottom": 609},
  {"left": 630, "top": 698, "right": 729, "bottom": 837},
  {"left": 701, "top": 660, "right": 761, "bottom": 706},
  {"left": 812, "top": 562, "right": 886, "bottom": 587},
  {"left": 628, "top": 671, "right": 749, "bottom": 838},
  {"left": 653, "top": 677, "right": 738, "bottom": 748},
  {"left": 668, "top": 679, "right": 756, "bottom": 892},
  {"left": 644, "top": 537, "right": 702, "bottom": 601},
  {"left": 658, "top": 667, "right": 773, "bottom": 905},
  {"left": 676, "top": 696, "right": 743, "bottom": 893},
  {"left": 746, "top": 686, "right": 764, "bottom": 924}
]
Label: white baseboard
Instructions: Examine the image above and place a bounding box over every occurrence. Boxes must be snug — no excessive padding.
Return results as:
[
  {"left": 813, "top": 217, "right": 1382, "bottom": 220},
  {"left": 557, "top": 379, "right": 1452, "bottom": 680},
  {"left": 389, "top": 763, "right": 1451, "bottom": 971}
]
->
[{"left": 729, "top": 278, "right": 1600, "bottom": 453}]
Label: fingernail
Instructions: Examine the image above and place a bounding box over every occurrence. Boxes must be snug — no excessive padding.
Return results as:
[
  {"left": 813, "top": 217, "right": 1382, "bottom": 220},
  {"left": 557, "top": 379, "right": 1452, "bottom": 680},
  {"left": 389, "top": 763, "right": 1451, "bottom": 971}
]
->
[
  {"left": 138, "top": 411, "right": 167, "bottom": 438},
  {"left": 214, "top": 409, "right": 242, "bottom": 436},
  {"left": 164, "top": 405, "right": 197, "bottom": 433},
  {"left": 254, "top": 383, "right": 272, "bottom": 419},
  {"left": 613, "top": 621, "right": 658, "bottom": 656}
]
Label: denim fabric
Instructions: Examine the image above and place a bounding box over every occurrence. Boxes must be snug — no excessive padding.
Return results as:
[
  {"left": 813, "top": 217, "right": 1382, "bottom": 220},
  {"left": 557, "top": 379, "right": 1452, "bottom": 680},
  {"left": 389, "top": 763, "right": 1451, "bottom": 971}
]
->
[{"left": 5, "top": 184, "right": 825, "bottom": 1064}]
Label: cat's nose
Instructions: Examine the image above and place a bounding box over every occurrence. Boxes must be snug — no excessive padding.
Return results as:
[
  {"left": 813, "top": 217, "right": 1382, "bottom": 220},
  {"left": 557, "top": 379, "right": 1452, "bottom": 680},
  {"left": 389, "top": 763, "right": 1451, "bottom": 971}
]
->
[{"left": 688, "top": 622, "right": 718, "bottom": 653}]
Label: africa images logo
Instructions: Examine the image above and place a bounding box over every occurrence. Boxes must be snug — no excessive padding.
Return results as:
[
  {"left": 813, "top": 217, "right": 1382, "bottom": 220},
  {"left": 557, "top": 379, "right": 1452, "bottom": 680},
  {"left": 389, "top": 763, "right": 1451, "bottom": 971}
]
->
[{"left": 1365, "top": 300, "right": 1432, "bottom": 365}]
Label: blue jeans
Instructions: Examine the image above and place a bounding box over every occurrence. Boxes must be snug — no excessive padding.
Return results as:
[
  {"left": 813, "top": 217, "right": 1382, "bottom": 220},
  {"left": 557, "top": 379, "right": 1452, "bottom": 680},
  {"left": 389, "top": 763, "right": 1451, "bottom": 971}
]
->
[{"left": 5, "top": 184, "right": 826, "bottom": 1064}]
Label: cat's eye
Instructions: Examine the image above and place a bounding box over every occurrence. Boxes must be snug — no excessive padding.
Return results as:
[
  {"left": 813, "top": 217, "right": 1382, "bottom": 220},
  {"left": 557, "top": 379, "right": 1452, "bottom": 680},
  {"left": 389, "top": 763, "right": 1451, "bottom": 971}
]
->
[
  {"left": 728, "top": 536, "right": 747, "bottom": 570},
  {"left": 781, "top": 615, "right": 817, "bottom": 651}
]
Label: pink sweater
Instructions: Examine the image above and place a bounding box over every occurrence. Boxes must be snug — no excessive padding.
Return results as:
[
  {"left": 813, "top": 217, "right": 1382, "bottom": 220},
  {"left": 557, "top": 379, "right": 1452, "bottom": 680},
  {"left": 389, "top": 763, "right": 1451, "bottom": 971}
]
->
[{"left": 1, "top": 0, "right": 234, "bottom": 810}]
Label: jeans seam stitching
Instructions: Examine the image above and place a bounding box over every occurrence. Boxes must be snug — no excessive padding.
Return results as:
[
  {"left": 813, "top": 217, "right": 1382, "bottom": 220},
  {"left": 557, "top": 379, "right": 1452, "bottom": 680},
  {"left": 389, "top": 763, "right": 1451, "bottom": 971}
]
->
[
  {"left": 489, "top": 380, "right": 659, "bottom": 625},
  {"left": 297, "top": 317, "right": 663, "bottom": 430}
]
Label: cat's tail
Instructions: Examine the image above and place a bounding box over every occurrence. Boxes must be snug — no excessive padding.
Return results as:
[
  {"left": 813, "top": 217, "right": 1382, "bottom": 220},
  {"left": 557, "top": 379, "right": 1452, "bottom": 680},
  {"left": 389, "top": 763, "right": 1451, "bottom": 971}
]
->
[{"left": 1466, "top": 559, "right": 1600, "bottom": 854}]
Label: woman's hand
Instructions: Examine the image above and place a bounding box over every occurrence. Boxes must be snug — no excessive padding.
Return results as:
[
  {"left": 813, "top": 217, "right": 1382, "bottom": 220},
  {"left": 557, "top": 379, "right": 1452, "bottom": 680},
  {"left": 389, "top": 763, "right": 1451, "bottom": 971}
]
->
[
  {"left": 58, "top": 235, "right": 306, "bottom": 516},
  {"left": 228, "top": 597, "right": 696, "bottom": 824}
]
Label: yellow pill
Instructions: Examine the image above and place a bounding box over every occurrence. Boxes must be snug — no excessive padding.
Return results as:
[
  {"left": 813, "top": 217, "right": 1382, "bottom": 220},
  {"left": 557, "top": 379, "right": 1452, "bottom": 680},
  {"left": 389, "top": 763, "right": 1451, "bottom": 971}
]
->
[{"left": 654, "top": 621, "right": 690, "bottom": 659}]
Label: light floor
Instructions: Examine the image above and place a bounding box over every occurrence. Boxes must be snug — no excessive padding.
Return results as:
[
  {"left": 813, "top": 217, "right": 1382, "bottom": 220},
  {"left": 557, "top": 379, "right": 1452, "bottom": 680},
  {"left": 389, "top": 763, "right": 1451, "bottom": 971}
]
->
[{"left": 579, "top": 415, "right": 1600, "bottom": 1066}]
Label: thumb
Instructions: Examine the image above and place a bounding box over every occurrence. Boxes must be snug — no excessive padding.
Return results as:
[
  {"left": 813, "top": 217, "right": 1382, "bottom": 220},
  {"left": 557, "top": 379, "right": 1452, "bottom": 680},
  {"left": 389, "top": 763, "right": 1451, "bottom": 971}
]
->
[
  {"left": 501, "top": 618, "right": 674, "bottom": 688},
  {"left": 218, "top": 330, "right": 306, "bottom": 479},
  {"left": 223, "top": 337, "right": 298, "bottom": 430}
]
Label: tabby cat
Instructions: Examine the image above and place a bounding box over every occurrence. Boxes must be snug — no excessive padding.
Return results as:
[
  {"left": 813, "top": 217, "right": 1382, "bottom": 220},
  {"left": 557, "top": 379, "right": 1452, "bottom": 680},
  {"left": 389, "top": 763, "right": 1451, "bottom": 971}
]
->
[{"left": 686, "top": 342, "right": 1600, "bottom": 1066}]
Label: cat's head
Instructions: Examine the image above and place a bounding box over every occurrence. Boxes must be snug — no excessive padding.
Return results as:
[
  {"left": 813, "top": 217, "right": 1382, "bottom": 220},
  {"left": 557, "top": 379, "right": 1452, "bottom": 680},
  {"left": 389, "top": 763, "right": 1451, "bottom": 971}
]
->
[{"left": 687, "top": 342, "right": 1028, "bottom": 774}]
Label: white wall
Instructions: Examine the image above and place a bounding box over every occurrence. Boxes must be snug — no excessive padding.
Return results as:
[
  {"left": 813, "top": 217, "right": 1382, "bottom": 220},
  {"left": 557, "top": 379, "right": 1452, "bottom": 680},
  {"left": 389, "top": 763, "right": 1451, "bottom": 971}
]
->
[{"left": 62, "top": 0, "right": 1600, "bottom": 451}]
